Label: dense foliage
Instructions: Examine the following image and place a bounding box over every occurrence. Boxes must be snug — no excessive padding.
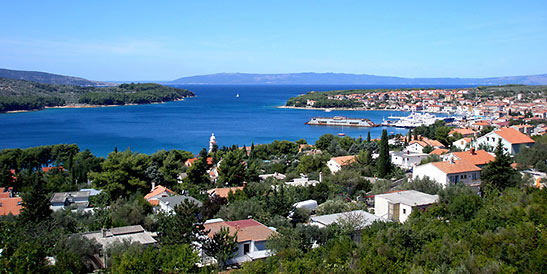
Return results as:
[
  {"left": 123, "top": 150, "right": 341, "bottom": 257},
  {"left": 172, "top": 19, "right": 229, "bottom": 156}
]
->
[
  {"left": 238, "top": 186, "right": 547, "bottom": 273},
  {"left": 0, "top": 78, "right": 194, "bottom": 112}
]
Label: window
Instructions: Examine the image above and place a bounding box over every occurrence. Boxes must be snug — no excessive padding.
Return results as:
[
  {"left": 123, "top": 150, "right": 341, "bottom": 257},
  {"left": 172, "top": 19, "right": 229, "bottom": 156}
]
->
[
  {"left": 403, "top": 208, "right": 407, "bottom": 214},
  {"left": 243, "top": 243, "right": 250, "bottom": 254}
]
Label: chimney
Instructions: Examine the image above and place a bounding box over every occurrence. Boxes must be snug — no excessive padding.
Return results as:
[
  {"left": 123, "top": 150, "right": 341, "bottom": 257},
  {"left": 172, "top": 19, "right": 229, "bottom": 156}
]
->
[
  {"left": 243, "top": 182, "right": 247, "bottom": 188},
  {"left": 102, "top": 228, "right": 107, "bottom": 238},
  {"left": 449, "top": 156, "right": 455, "bottom": 164},
  {"left": 470, "top": 148, "right": 475, "bottom": 155},
  {"left": 151, "top": 181, "right": 156, "bottom": 191},
  {"left": 319, "top": 172, "right": 323, "bottom": 183}
]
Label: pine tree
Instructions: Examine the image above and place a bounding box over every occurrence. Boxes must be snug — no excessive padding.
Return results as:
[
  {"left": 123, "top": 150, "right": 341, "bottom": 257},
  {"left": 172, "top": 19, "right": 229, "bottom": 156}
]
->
[
  {"left": 367, "top": 131, "right": 371, "bottom": 142},
  {"left": 480, "top": 139, "right": 518, "bottom": 197},
  {"left": 377, "top": 129, "right": 391, "bottom": 178},
  {"left": 19, "top": 172, "right": 52, "bottom": 224}
]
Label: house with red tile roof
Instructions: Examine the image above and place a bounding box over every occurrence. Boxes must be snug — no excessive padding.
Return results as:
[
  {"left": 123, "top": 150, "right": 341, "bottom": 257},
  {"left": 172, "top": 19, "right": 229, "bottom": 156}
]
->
[
  {"left": 406, "top": 138, "right": 445, "bottom": 153},
  {"left": 442, "top": 148, "right": 495, "bottom": 168},
  {"left": 207, "top": 186, "right": 244, "bottom": 199},
  {"left": 452, "top": 137, "right": 473, "bottom": 150},
  {"left": 449, "top": 128, "right": 476, "bottom": 138},
  {"left": 0, "top": 187, "right": 23, "bottom": 216},
  {"left": 474, "top": 127, "right": 534, "bottom": 155},
  {"left": 144, "top": 185, "right": 175, "bottom": 205},
  {"left": 203, "top": 218, "right": 277, "bottom": 265},
  {"left": 430, "top": 148, "right": 449, "bottom": 155},
  {"left": 327, "top": 155, "right": 356, "bottom": 173},
  {"left": 413, "top": 159, "right": 482, "bottom": 188}
]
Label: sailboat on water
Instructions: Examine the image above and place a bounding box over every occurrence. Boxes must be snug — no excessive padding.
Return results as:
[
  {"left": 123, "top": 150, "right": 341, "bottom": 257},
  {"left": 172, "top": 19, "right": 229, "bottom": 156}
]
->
[{"left": 236, "top": 93, "right": 240, "bottom": 98}]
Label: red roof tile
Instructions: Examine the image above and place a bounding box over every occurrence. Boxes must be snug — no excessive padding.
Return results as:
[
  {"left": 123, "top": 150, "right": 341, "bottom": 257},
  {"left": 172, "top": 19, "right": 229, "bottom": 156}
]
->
[
  {"left": 144, "top": 185, "right": 175, "bottom": 200},
  {"left": 494, "top": 127, "right": 535, "bottom": 144},
  {"left": 0, "top": 197, "right": 23, "bottom": 216}
]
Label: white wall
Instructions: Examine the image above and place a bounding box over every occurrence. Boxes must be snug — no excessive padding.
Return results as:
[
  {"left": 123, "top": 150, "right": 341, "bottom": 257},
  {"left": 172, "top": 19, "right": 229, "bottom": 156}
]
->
[
  {"left": 327, "top": 159, "right": 341, "bottom": 173},
  {"left": 398, "top": 204, "right": 413, "bottom": 223},
  {"left": 374, "top": 196, "right": 390, "bottom": 219},
  {"left": 453, "top": 139, "right": 469, "bottom": 150},
  {"left": 406, "top": 143, "right": 424, "bottom": 153},
  {"left": 474, "top": 132, "right": 513, "bottom": 154},
  {"left": 412, "top": 164, "right": 448, "bottom": 187}
]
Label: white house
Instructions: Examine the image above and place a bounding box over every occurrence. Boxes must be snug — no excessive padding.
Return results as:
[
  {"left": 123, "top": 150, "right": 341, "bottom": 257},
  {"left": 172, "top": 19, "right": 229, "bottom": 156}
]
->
[
  {"left": 412, "top": 159, "right": 481, "bottom": 188},
  {"left": 390, "top": 151, "right": 430, "bottom": 170},
  {"left": 405, "top": 139, "right": 445, "bottom": 153},
  {"left": 144, "top": 185, "right": 175, "bottom": 206},
  {"left": 452, "top": 137, "right": 472, "bottom": 150},
  {"left": 157, "top": 195, "right": 202, "bottom": 214},
  {"left": 203, "top": 219, "right": 277, "bottom": 265},
  {"left": 327, "top": 155, "right": 356, "bottom": 173},
  {"left": 374, "top": 190, "right": 439, "bottom": 223},
  {"left": 441, "top": 149, "right": 495, "bottom": 168},
  {"left": 474, "top": 127, "right": 534, "bottom": 155}
]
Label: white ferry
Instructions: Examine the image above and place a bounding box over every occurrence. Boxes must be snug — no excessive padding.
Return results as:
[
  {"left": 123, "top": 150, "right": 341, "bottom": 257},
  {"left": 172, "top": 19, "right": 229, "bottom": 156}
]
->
[{"left": 306, "top": 116, "right": 375, "bottom": 127}]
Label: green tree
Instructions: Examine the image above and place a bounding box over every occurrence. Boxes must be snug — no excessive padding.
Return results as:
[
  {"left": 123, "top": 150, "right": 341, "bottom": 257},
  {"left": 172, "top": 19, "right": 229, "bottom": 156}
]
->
[
  {"left": 89, "top": 149, "right": 151, "bottom": 199},
  {"left": 218, "top": 150, "right": 246, "bottom": 186},
  {"left": 377, "top": 129, "right": 391, "bottom": 178},
  {"left": 19, "top": 173, "right": 52, "bottom": 224},
  {"left": 203, "top": 227, "right": 238, "bottom": 270},
  {"left": 480, "top": 140, "right": 519, "bottom": 197},
  {"left": 157, "top": 200, "right": 206, "bottom": 245}
]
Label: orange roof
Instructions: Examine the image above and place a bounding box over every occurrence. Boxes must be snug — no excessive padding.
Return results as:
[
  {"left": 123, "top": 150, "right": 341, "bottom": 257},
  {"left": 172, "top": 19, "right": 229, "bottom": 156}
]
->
[
  {"left": 203, "top": 219, "right": 276, "bottom": 242},
  {"left": 473, "top": 121, "right": 491, "bottom": 126},
  {"left": 410, "top": 138, "right": 444, "bottom": 148},
  {"left": 430, "top": 148, "right": 449, "bottom": 155},
  {"left": 494, "top": 127, "right": 535, "bottom": 144},
  {"left": 432, "top": 160, "right": 481, "bottom": 174},
  {"left": 331, "top": 155, "right": 356, "bottom": 166},
  {"left": 148, "top": 199, "right": 160, "bottom": 206},
  {"left": 449, "top": 128, "right": 476, "bottom": 136},
  {"left": 185, "top": 157, "right": 213, "bottom": 166},
  {"left": 42, "top": 166, "right": 65, "bottom": 172},
  {"left": 144, "top": 185, "right": 175, "bottom": 200},
  {"left": 452, "top": 150, "right": 495, "bottom": 166},
  {"left": 207, "top": 187, "right": 244, "bottom": 198},
  {"left": 0, "top": 197, "right": 23, "bottom": 216}
]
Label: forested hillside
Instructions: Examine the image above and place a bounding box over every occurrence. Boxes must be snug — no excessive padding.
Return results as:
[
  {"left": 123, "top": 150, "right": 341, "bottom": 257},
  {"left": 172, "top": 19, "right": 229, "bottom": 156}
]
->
[
  {"left": 0, "top": 68, "right": 112, "bottom": 86},
  {"left": 0, "top": 78, "right": 194, "bottom": 112}
]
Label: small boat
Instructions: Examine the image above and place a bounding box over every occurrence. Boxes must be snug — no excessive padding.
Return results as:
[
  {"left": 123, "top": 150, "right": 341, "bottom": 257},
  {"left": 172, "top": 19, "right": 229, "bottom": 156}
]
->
[
  {"left": 236, "top": 93, "right": 240, "bottom": 98},
  {"left": 338, "top": 133, "right": 346, "bottom": 136},
  {"left": 325, "top": 108, "right": 332, "bottom": 112}
]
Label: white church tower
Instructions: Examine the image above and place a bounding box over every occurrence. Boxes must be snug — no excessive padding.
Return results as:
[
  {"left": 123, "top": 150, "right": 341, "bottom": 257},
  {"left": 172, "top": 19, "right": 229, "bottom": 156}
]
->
[{"left": 208, "top": 133, "right": 217, "bottom": 153}]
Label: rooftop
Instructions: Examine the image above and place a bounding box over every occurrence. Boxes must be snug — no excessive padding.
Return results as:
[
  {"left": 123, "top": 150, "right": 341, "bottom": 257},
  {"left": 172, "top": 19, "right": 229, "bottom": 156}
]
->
[
  {"left": 50, "top": 191, "right": 91, "bottom": 203},
  {"left": 0, "top": 196, "right": 23, "bottom": 216},
  {"left": 203, "top": 219, "right": 276, "bottom": 243},
  {"left": 494, "top": 127, "right": 535, "bottom": 144},
  {"left": 158, "top": 195, "right": 202, "bottom": 208},
  {"left": 375, "top": 190, "right": 439, "bottom": 206},
  {"left": 310, "top": 210, "right": 386, "bottom": 229},
  {"left": 431, "top": 160, "right": 481, "bottom": 174},
  {"left": 144, "top": 185, "right": 175, "bottom": 200},
  {"left": 451, "top": 149, "right": 495, "bottom": 166},
  {"left": 207, "top": 187, "right": 244, "bottom": 198},
  {"left": 330, "top": 155, "right": 357, "bottom": 166}
]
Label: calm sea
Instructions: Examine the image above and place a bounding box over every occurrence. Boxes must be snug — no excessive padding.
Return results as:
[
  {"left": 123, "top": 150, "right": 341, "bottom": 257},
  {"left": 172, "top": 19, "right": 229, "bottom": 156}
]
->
[{"left": 0, "top": 85, "right": 456, "bottom": 157}]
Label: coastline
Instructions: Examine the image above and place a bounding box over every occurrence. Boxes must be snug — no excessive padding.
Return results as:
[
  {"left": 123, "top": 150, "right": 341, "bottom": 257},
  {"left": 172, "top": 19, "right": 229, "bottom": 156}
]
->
[
  {"left": 2, "top": 98, "right": 189, "bottom": 114},
  {"left": 278, "top": 105, "right": 393, "bottom": 111}
]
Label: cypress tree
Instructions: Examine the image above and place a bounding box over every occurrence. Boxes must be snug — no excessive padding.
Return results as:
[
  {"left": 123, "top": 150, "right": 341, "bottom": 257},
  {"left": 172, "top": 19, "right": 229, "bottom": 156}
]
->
[
  {"left": 377, "top": 129, "right": 391, "bottom": 178},
  {"left": 367, "top": 131, "right": 371, "bottom": 142}
]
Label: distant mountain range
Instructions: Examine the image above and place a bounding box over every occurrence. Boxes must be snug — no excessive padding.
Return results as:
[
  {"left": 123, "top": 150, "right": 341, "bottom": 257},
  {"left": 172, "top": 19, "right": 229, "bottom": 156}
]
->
[
  {"left": 0, "top": 68, "right": 114, "bottom": 86},
  {"left": 170, "top": 72, "right": 547, "bottom": 85}
]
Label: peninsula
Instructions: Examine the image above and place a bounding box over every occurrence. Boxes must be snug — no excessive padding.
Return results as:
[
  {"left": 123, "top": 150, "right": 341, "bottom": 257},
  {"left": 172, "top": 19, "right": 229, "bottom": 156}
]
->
[{"left": 0, "top": 78, "right": 194, "bottom": 113}]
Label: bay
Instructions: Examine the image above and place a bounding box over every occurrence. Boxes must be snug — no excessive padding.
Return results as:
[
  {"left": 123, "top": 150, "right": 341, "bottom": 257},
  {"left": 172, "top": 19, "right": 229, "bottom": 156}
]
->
[{"left": 0, "top": 85, "right": 454, "bottom": 157}]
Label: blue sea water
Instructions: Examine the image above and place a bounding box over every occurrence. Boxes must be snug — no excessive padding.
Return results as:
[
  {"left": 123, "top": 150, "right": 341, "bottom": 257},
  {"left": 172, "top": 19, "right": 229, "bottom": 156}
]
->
[{"left": 0, "top": 85, "right": 452, "bottom": 157}]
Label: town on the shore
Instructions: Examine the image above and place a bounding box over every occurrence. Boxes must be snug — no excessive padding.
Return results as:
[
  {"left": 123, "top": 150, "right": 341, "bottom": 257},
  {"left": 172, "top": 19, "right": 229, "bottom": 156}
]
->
[{"left": 1, "top": 85, "right": 546, "bottom": 273}]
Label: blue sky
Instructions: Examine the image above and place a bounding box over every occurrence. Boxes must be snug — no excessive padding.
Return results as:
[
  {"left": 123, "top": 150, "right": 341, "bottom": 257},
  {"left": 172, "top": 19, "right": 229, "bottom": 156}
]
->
[{"left": 1, "top": 0, "right": 546, "bottom": 81}]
